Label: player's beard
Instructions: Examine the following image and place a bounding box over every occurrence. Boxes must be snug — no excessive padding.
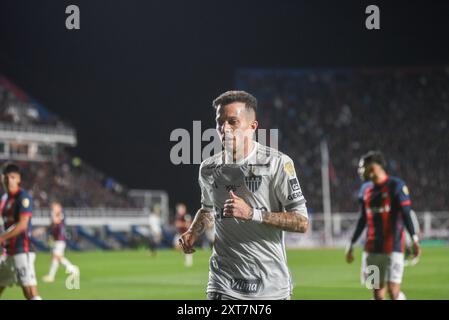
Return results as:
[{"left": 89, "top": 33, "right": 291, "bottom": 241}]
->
[
  {"left": 222, "top": 132, "right": 253, "bottom": 164},
  {"left": 222, "top": 132, "right": 235, "bottom": 153}
]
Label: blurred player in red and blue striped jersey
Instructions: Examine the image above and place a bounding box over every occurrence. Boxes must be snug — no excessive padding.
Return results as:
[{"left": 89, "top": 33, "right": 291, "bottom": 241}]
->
[
  {"left": 43, "top": 201, "right": 78, "bottom": 283},
  {"left": 346, "top": 151, "right": 421, "bottom": 300},
  {"left": 0, "top": 163, "right": 41, "bottom": 300},
  {"left": 174, "top": 203, "right": 193, "bottom": 267}
]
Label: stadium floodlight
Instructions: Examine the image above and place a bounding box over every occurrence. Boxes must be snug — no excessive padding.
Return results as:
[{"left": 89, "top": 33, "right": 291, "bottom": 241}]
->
[{"left": 320, "top": 139, "right": 333, "bottom": 246}]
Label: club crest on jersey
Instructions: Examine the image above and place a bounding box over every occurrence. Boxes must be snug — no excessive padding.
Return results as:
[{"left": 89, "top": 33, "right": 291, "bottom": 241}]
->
[{"left": 245, "top": 175, "right": 262, "bottom": 193}]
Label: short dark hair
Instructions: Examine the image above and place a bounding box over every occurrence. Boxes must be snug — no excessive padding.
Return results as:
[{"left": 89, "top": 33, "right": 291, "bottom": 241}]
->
[
  {"left": 361, "top": 150, "right": 386, "bottom": 169},
  {"left": 212, "top": 90, "right": 257, "bottom": 114},
  {"left": 2, "top": 163, "right": 21, "bottom": 176}
]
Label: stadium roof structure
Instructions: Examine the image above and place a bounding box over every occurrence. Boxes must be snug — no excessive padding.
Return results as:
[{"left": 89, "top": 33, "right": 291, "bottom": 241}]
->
[{"left": 0, "top": 74, "right": 77, "bottom": 146}]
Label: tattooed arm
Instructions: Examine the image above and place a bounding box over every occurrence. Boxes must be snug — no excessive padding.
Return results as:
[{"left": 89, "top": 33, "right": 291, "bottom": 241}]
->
[
  {"left": 189, "top": 208, "right": 215, "bottom": 235},
  {"left": 224, "top": 191, "right": 308, "bottom": 233},
  {"left": 261, "top": 210, "right": 308, "bottom": 233},
  {"left": 179, "top": 208, "right": 215, "bottom": 253}
]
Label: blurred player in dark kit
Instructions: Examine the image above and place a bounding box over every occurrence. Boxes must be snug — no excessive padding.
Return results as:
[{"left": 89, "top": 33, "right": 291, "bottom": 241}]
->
[
  {"left": 0, "top": 163, "right": 41, "bottom": 300},
  {"left": 43, "top": 201, "right": 78, "bottom": 282},
  {"left": 346, "top": 151, "right": 421, "bottom": 300}
]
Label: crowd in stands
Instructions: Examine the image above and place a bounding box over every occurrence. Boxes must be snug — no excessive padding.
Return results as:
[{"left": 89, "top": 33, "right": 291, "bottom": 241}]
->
[
  {"left": 0, "top": 154, "right": 135, "bottom": 208},
  {"left": 0, "top": 151, "right": 133, "bottom": 208},
  {"left": 237, "top": 66, "right": 449, "bottom": 212}
]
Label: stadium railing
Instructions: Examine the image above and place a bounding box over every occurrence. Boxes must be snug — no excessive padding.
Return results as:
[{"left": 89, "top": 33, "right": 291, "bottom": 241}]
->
[
  {"left": 285, "top": 211, "right": 449, "bottom": 248},
  {"left": 0, "top": 121, "right": 77, "bottom": 145},
  {"left": 32, "top": 208, "right": 150, "bottom": 227}
]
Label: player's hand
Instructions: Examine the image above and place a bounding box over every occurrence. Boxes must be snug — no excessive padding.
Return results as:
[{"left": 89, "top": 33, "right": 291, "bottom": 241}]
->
[
  {"left": 346, "top": 246, "right": 354, "bottom": 264},
  {"left": 0, "top": 236, "right": 5, "bottom": 246},
  {"left": 412, "top": 240, "right": 421, "bottom": 258},
  {"left": 178, "top": 230, "right": 197, "bottom": 254},
  {"left": 224, "top": 191, "right": 253, "bottom": 220}
]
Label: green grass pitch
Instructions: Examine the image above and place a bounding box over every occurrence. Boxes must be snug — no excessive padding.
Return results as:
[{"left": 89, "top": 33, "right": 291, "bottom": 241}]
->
[{"left": 2, "top": 246, "right": 448, "bottom": 299}]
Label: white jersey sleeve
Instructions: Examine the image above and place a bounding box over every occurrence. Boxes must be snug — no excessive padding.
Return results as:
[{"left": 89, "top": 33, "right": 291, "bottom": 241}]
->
[
  {"left": 199, "top": 162, "right": 215, "bottom": 211},
  {"left": 273, "top": 154, "right": 307, "bottom": 216}
]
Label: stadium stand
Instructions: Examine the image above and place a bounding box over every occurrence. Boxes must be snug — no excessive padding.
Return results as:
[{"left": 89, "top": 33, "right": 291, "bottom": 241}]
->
[
  {"left": 0, "top": 74, "right": 136, "bottom": 208},
  {"left": 0, "top": 74, "right": 173, "bottom": 251},
  {"left": 236, "top": 66, "right": 449, "bottom": 213}
]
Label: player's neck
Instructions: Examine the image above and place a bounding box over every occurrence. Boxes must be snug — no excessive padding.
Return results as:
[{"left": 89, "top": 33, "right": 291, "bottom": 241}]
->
[
  {"left": 7, "top": 186, "right": 20, "bottom": 196},
  {"left": 373, "top": 173, "right": 388, "bottom": 185},
  {"left": 231, "top": 140, "right": 256, "bottom": 163}
]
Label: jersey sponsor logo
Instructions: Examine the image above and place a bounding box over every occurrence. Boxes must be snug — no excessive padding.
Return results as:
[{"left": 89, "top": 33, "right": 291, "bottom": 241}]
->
[
  {"left": 288, "top": 178, "right": 300, "bottom": 192},
  {"left": 244, "top": 175, "right": 262, "bottom": 193},
  {"left": 225, "top": 185, "right": 240, "bottom": 192},
  {"left": 284, "top": 162, "right": 296, "bottom": 177},
  {"left": 366, "top": 205, "right": 391, "bottom": 214},
  {"left": 231, "top": 278, "right": 261, "bottom": 295},
  {"left": 288, "top": 191, "right": 303, "bottom": 201}
]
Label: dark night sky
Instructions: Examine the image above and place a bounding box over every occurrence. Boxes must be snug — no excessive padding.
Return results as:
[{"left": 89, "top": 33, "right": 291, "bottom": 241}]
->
[{"left": 1, "top": 0, "right": 448, "bottom": 211}]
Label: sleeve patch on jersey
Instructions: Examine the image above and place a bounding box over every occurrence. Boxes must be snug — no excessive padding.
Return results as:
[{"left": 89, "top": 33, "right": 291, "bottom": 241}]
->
[
  {"left": 22, "top": 198, "right": 30, "bottom": 209},
  {"left": 287, "top": 191, "right": 303, "bottom": 201},
  {"left": 284, "top": 162, "right": 296, "bottom": 177},
  {"left": 285, "top": 199, "right": 306, "bottom": 211},
  {"left": 402, "top": 185, "right": 409, "bottom": 195},
  {"left": 401, "top": 200, "right": 411, "bottom": 206},
  {"left": 288, "top": 178, "right": 300, "bottom": 192}
]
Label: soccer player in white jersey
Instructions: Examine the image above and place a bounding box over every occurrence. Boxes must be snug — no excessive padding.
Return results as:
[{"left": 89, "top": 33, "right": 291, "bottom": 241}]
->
[{"left": 179, "top": 91, "right": 309, "bottom": 300}]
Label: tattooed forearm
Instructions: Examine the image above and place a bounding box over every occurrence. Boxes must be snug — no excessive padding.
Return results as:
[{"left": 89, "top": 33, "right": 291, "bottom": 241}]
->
[
  {"left": 261, "top": 210, "right": 308, "bottom": 233},
  {"left": 189, "top": 208, "right": 215, "bottom": 236}
]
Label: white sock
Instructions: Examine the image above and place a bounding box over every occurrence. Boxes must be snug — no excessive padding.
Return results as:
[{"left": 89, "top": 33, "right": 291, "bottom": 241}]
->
[
  {"left": 397, "top": 291, "right": 407, "bottom": 300},
  {"left": 60, "top": 257, "right": 74, "bottom": 270},
  {"left": 185, "top": 254, "right": 193, "bottom": 266},
  {"left": 48, "top": 259, "right": 59, "bottom": 278},
  {"left": 31, "top": 296, "right": 42, "bottom": 300}
]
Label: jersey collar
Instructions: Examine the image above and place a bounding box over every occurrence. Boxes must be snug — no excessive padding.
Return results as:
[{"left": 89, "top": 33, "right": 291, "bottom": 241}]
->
[
  {"left": 7, "top": 187, "right": 21, "bottom": 197},
  {"left": 374, "top": 175, "right": 389, "bottom": 186},
  {"left": 234, "top": 141, "right": 258, "bottom": 165},
  {"left": 222, "top": 141, "right": 258, "bottom": 165}
]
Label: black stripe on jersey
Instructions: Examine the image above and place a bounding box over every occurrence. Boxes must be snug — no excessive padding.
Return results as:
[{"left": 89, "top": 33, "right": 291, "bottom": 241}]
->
[
  {"left": 285, "top": 199, "right": 306, "bottom": 211},
  {"left": 257, "top": 145, "right": 283, "bottom": 158},
  {"left": 373, "top": 213, "right": 384, "bottom": 252}
]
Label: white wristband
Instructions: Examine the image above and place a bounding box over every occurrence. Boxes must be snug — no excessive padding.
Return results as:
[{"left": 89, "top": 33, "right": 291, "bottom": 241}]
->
[
  {"left": 251, "top": 208, "right": 263, "bottom": 223},
  {"left": 412, "top": 235, "right": 419, "bottom": 243}
]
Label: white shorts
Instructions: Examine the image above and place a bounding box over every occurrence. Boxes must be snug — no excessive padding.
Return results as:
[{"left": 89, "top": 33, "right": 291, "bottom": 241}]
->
[
  {"left": 361, "top": 251, "right": 404, "bottom": 286},
  {"left": 53, "top": 241, "right": 66, "bottom": 256},
  {"left": 0, "top": 253, "right": 37, "bottom": 287}
]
